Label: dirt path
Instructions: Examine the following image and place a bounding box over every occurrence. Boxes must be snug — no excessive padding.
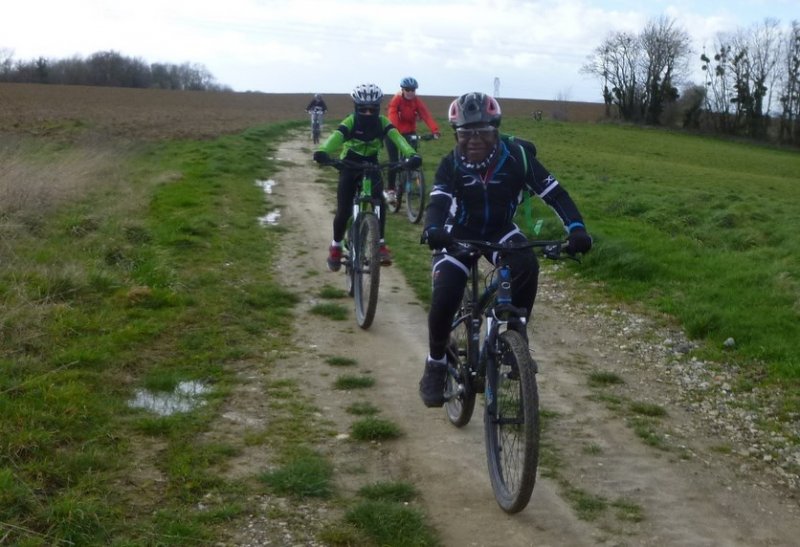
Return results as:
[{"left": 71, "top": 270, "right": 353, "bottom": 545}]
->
[{"left": 259, "top": 132, "right": 799, "bottom": 546}]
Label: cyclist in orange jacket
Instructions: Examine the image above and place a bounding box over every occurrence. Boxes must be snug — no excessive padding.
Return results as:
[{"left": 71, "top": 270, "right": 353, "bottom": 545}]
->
[{"left": 384, "top": 77, "right": 441, "bottom": 204}]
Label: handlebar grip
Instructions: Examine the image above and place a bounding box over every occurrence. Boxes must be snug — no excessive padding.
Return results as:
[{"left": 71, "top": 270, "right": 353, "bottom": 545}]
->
[{"left": 543, "top": 244, "right": 562, "bottom": 259}]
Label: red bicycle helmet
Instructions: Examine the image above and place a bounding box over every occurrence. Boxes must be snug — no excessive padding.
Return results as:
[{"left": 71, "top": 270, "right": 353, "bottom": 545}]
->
[{"left": 448, "top": 92, "right": 502, "bottom": 128}]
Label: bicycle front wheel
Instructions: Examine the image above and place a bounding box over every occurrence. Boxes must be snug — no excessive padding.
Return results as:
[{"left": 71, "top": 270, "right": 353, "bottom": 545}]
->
[
  {"left": 404, "top": 169, "right": 426, "bottom": 224},
  {"left": 484, "top": 329, "right": 539, "bottom": 514},
  {"left": 352, "top": 214, "right": 381, "bottom": 329},
  {"left": 445, "top": 299, "right": 477, "bottom": 427}
]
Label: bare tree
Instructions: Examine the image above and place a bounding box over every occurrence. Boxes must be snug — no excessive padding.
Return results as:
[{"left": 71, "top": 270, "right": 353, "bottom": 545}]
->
[
  {"left": 701, "top": 43, "right": 734, "bottom": 131},
  {"left": 778, "top": 21, "right": 800, "bottom": 144},
  {"left": 0, "top": 50, "right": 226, "bottom": 92},
  {"left": 640, "top": 16, "right": 692, "bottom": 124},
  {"left": 582, "top": 30, "right": 641, "bottom": 120},
  {"left": 0, "top": 47, "right": 13, "bottom": 78},
  {"left": 582, "top": 17, "right": 692, "bottom": 124},
  {"left": 702, "top": 20, "right": 785, "bottom": 138},
  {"left": 738, "top": 19, "right": 783, "bottom": 138}
]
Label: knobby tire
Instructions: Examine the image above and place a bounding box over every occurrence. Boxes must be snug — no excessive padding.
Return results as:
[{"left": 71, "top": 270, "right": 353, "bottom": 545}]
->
[
  {"left": 485, "top": 329, "right": 539, "bottom": 514},
  {"left": 344, "top": 222, "right": 355, "bottom": 297},
  {"left": 353, "top": 213, "right": 380, "bottom": 329},
  {"left": 405, "top": 169, "right": 426, "bottom": 224},
  {"left": 445, "top": 297, "right": 477, "bottom": 427}
]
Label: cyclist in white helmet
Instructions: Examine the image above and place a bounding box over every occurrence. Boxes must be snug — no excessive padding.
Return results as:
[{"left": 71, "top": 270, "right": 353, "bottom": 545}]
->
[{"left": 314, "top": 83, "right": 422, "bottom": 270}]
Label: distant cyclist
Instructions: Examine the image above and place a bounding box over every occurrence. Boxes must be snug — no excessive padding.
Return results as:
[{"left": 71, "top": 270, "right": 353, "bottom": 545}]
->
[
  {"left": 306, "top": 93, "right": 328, "bottom": 113},
  {"left": 313, "top": 83, "right": 421, "bottom": 270},
  {"left": 418, "top": 92, "right": 592, "bottom": 407},
  {"left": 384, "top": 77, "right": 441, "bottom": 204}
]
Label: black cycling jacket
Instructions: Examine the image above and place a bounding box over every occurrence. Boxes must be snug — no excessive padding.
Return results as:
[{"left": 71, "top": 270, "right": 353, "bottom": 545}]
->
[{"left": 426, "top": 139, "right": 584, "bottom": 238}]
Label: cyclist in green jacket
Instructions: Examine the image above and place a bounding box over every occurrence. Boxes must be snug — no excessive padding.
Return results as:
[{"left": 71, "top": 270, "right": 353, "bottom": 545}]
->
[{"left": 313, "top": 83, "right": 421, "bottom": 271}]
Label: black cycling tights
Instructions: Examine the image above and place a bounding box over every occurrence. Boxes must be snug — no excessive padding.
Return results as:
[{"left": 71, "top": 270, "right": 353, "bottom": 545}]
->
[
  {"left": 332, "top": 168, "right": 386, "bottom": 242},
  {"left": 427, "top": 245, "right": 539, "bottom": 360}
]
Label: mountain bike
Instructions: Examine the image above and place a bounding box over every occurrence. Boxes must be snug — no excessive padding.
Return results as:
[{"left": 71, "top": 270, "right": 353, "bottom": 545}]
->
[
  {"left": 324, "top": 159, "right": 403, "bottom": 329},
  {"left": 308, "top": 107, "right": 324, "bottom": 144},
  {"left": 441, "top": 237, "right": 572, "bottom": 513},
  {"left": 387, "top": 133, "right": 435, "bottom": 223}
]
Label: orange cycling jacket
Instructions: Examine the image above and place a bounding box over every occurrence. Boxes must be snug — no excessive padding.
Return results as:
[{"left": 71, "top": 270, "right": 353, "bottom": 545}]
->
[{"left": 386, "top": 92, "right": 440, "bottom": 135}]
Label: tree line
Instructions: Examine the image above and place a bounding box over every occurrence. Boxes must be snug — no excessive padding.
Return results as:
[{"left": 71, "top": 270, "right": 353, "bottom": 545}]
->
[
  {"left": 0, "top": 49, "right": 230, "bottom": 92},
  {"left": 581, "top": 17, "right": 800, "bottom": 146}
]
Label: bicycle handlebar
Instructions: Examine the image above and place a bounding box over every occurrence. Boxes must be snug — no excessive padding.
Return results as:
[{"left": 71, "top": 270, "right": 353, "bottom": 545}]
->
[
  {"left": 448, "top": 238, "right": 573, "bottom": 261},
  {"left": 321, "top": 158, "right": 410, "bottom": 172}
]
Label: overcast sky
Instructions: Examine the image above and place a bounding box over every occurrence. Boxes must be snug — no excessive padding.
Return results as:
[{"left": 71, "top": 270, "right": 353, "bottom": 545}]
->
[{"left": 3, "top": 0, "right": 796, "bottom": 103}]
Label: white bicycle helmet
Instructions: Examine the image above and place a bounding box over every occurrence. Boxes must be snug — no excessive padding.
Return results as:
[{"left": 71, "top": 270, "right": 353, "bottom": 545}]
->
[
  {"left": 351, "top": 83, "right": 383, "bottom": 107},
  {"left": 448, "top": 92, "right": 502, "bottom": 128},
  {"left": 400, "top": 76, "right": 418, "bottom": 90}
]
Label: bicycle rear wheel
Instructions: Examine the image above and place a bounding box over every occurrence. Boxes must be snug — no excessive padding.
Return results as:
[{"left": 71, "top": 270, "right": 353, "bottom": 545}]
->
[
  {"left": 405, "top": 169, "right": 426, "bottom": 224},
  {"left": 484, "top": 329, "right": 539, "bottom": 514},
  {"left": 445, "top": 300, "right": 477, "bottom": 427},
  {"left": 352, "top": 214, "right": 380, "bottom": 329}
]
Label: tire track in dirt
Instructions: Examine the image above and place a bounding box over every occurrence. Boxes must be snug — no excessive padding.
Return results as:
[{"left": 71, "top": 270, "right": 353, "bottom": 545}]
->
[{"left": 266, "top": 132, "right": 799, "bottom": 546}]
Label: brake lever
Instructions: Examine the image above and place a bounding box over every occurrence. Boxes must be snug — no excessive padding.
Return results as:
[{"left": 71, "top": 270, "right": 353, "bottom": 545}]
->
[{"left": 543, "top": 244, "right": 562, "bottom": 260}]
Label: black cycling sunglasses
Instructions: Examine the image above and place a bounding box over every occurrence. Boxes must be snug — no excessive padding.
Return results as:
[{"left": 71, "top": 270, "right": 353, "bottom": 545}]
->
[
  {"left": 402, "top": 87, "right": 416, "bottom": 92},
  {"left": 455, "top": 126, "right": 496, "bottom": 139},
  {"left": 357, "top": 106, "right": 378, "bottom": 114}
]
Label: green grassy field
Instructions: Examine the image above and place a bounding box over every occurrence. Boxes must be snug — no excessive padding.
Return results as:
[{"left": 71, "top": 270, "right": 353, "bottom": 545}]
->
[
  {"left": 1, "top": 114, "right": 798, "bottom": 544},
  {"left": 390, "top": 119, "right": 800, "bottom": 384}
]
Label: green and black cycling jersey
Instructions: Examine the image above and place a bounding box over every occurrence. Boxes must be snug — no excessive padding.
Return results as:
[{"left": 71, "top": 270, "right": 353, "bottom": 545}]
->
[{"left": 318, "top": 114, "right": 416, "bottom": 162}]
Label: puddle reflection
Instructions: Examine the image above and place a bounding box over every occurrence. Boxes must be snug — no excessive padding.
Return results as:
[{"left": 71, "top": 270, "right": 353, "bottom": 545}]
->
[
  {"left": 255, "top": 179, "right": 276, "bottom": 194},
  {"left": 129, "top": 381, "right": 211, "bottom": 416},
  {"left": 258, "top": 209, "right": 281, "bottom": 226}
]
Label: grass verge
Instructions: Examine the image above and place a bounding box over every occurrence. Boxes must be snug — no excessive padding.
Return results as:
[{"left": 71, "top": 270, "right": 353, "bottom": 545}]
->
[{"left": 0, "top": 122, "right": 322, "bottom": 545}]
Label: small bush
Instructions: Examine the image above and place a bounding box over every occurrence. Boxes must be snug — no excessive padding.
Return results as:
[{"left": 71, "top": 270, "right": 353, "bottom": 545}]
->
[
  {"left": 350, "top": 417, "right": 402, "bottom": 441},
  {"left": 334, "top": 375, "right": 375, "bottom": 390},
  {"left": 259, "top": 448, "right": 333, "bottom": 499},
  {"left": 310, "top": 303, "right": 348, "bottom": 321}
]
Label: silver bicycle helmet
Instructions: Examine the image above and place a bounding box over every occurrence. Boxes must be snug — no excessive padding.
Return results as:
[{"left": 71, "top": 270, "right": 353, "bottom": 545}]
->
[
  {"left": 400, "top": 76, "right": 418, "bottom": 90},
  {"left": 351, "top": 83, "right": 383, "bottom": 106},
  {"left": 448, "top": 92, "right": 502, "bottom": 128}
]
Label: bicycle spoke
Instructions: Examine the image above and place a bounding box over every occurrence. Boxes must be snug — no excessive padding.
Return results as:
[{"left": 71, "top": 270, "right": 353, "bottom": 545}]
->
[
  {"left": 405, "top": 170, "right": 425, "bottom": 224},
  {"left": 485, "top": 330, "right": 539, "bottom": 513},
  {"left": 445, "top": 305, "right": 477, "bottom": 427},
  {"left": 352, "top": 214, "right": 380, "bottom": 329}
]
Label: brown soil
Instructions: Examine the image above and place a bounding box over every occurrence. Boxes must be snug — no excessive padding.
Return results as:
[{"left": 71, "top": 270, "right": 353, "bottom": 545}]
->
[
  {"left": 0, "top": 83, "right": 605, "bottom": 141},
  {"left": 240, "top": 132, "right": 800, "bottom": 546}
]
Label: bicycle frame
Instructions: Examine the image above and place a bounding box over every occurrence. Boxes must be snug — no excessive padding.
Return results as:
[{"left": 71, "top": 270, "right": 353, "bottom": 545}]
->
[
  {"left": 324, "top": 159, "right": 403, "bottom": 328},
  {"left": 309, "top": 108, "right": 324, "bottom": 143},
  {"left": 449, "top": 239, "right": 565, "bottom": 395},
  {"left": 392, "top": 133, "right": 435, "bottom": 223},
  {"left": 309, "top": 107, "right": 324, "bottom": 128},
  {"left": 443, "top": 237, "right": 571, "bottom": 513}
]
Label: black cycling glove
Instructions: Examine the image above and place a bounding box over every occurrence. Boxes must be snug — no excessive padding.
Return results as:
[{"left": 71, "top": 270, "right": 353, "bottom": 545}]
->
[{"left": 421, "top": 226, "right": 453, "bottom": 250}]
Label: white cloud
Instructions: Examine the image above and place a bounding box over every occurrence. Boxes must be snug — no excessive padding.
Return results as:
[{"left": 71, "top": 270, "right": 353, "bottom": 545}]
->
[{"left": 3, "top": 0, "right": 796, "bottom": 102}]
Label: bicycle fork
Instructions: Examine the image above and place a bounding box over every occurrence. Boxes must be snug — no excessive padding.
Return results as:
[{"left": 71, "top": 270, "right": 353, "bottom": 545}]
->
[
  {"left": 345, "top": 179, "right": 381, "bottom": 272},
  {"left": 483, "top": 264, "right": 531, "bottom": 412}
]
